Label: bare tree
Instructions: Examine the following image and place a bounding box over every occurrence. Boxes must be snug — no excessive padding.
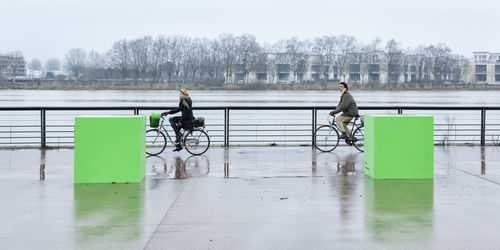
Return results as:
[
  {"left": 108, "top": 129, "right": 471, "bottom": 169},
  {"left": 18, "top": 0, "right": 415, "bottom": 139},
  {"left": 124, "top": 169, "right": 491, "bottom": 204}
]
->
[
  {"left": 109, "top": 39, "right": 130, "bottom": 79},
  {"left": 6, "top": 51, "right": 26, "bottom": 82},
  {"left": 218, "top": 33, "right": 237, "bottom": 84},
  {"left": 333, "top": 35, "right": 357, "bottom": 82},
  {"left": 185, "top": 38, "right": 209, "bottom": 83},
  {"left": 167, "top": 36, "right": 187, "bottom": 82},
  {"left": 179, "top": 38, "right": 192, "bottom": 83},
  {"left": 425, "top": 43, "right": 452, "bottom": 84},
  {"left": 29, "top": 58, "right": 42, "bottom": 71},
  {"left": 45, "top": 58, "right": 61, "bottom": 71},
  {"left": 282, "top": 37, "right": 305, "bottom": 83},
  {"left": 129, "top": 36, "right": 153, "bottom": 82},
  {"left": 450, "top": 54, "right": 469, "bottom": 83},
  {"left": 359, "top": 38, "right": 382, "bottom": 84},
  {"left": 150, "top": 36, "right": 169, "bottom": 82},
  {"left": 313, "top": 35, "right": 338, "bottom": 81},
  {"left": 235, "top": 34, "right": 260, "bottom": 83},
  {"left": 408, "top": 45, "right": 427, "bottom": 85},
  {"left": 384, "top": 39, "right": 404, "bottom": 85},
  {"left": 204, "top": 39, "right": 223, "bottom": 84},
  {"left": 65, "top": 48, "right": 87, "bottom": 78},
  {"left": 87, "top": 51, "right": 107, "bottom": 80}
]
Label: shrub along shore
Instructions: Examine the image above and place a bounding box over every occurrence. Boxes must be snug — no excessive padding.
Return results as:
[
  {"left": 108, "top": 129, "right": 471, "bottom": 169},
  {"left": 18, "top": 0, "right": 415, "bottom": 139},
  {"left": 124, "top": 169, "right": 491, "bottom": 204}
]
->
[{"left": 1, "top": 81, "right": 499, "bottom": 91}]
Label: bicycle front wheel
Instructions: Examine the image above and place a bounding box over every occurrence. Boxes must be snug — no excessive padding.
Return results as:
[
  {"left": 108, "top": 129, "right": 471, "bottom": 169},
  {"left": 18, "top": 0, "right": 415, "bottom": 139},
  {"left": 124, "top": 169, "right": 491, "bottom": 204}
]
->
[
  {"left": 314, "top": 125, "right": 340, "bottom": 152},
  {"left": 184, "top": 129, "right": 210, "bottom": 155},
  {"left": 352, "top": 126, "right": 364, "bottom": 152},
  {"left": 146, "top": 129, "right": 167, "bottom": 156}
]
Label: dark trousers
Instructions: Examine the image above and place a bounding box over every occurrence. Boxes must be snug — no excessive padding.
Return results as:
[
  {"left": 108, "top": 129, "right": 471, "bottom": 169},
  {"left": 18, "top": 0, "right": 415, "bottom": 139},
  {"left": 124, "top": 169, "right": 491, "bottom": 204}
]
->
[{"left": 169, "top": 116, "right": 193, "bottom": 144}]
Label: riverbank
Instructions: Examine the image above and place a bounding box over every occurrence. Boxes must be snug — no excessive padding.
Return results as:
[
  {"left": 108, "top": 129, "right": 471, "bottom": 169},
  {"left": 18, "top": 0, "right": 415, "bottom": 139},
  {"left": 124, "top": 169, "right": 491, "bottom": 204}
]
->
[{"left": 1, "top": 81, "right": 500, "bottom": 91}]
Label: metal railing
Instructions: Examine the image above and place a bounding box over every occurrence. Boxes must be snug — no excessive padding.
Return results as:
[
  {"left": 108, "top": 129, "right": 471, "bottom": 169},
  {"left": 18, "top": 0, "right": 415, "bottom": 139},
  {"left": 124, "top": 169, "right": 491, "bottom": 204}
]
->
[{"left": 1, "top": 106, "right": 500, "bottom": 148}]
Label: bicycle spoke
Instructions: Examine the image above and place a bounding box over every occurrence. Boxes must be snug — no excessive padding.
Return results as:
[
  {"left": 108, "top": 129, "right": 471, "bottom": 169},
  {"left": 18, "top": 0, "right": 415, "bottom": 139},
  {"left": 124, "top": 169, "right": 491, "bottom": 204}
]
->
[
  {"left": 146, "top": 129, "right": 166, "bottom": 156},
  {"left": 314, "top": 125, "right": 339, "bottom": 152},
  {"left": 184, "top": 130, "right": 210, "bottom": 155}
]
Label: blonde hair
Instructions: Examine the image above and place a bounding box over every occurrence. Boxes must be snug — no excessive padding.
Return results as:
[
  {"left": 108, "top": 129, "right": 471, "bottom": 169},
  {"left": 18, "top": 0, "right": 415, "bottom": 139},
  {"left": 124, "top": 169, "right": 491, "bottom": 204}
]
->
[{"left": 180, "top": 89, "right": 189, "bottom": 96}]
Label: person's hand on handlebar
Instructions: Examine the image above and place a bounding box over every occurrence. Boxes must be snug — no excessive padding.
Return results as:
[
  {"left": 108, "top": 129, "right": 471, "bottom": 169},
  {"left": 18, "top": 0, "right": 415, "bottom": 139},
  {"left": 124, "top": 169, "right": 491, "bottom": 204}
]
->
[
  {"left": 329, "top": 111, "right": 335, "bottom": 116},
  {"left": 161, "top": 111, "right": 169, "bottom": 117}
]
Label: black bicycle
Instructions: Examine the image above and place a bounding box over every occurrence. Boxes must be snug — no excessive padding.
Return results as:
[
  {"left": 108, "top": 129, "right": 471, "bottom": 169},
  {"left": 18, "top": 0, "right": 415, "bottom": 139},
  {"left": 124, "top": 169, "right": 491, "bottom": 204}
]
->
[{"left": 313, "top": 114, "right": 364, "bottom": 152}]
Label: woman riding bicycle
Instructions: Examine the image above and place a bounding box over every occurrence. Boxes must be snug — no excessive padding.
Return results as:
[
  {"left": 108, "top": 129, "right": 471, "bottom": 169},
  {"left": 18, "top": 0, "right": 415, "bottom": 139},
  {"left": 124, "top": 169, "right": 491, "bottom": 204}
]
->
[
  {"left": 329, "top": 82, "right": 359, "bottom": 139},
  {"left": 161, "top": 89, "right": 194, "bottom": 152}
]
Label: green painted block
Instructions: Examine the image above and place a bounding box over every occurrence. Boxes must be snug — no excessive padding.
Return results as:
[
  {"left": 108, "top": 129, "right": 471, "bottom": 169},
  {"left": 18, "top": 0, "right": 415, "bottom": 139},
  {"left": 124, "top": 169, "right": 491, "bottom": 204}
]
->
[
  {"left": 74, "top": 116, "right": 146, "bottom": 183},
  {"left": 364, "top": 115, "right": 433, "bottom": 179}
]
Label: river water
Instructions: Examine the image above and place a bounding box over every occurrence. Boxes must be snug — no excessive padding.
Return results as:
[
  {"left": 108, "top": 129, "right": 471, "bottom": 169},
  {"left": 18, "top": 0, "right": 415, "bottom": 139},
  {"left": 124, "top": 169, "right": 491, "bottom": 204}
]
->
[{"left": 0, "top": 89, "right": 499, "bottom": 107}]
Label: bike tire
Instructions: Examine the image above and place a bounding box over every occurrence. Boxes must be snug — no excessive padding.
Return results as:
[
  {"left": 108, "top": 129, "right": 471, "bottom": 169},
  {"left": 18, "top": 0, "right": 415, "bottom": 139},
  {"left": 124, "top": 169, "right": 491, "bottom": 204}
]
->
[
  {"left": 146, "top": 129, "right": 167, "bottom": 156},
  {"left": 313, "top": 125, "right": 340, "bottom": 152},
  {"left": 352, "top": 126, "right": 365, "bottom": 152},
  {"left": 183, "top": 129, "right": 210, "bottom": 155}
]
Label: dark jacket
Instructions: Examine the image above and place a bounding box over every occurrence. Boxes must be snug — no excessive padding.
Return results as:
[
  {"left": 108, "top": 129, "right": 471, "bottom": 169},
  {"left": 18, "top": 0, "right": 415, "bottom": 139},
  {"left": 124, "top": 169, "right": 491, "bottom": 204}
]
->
[
  {"left": 332, "top": 91, "right": 359, "bottom": 117},
  {"left": 169, "top": 96, "right": 195, "bottom": 124}
]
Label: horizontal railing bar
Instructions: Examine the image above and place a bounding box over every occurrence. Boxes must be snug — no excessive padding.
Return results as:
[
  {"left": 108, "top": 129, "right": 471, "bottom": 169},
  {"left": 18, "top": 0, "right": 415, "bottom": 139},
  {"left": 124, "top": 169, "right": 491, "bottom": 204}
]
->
[
  {"left": 0, "top": 142, "right": 40, "bottom": 145},
  {"left": 0, "top": 125, "right": 41, "bottom": 128},
  {"left": 2, "top": 106, "right": 500, "bottom": 111}
]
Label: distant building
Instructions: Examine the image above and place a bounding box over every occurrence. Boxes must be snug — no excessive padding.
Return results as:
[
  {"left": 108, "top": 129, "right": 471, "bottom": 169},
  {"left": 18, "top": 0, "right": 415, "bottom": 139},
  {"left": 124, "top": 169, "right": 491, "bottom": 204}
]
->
[
  {"left": 466, "top": 52, "right": 500, "bottom": 84},
  {"left": 224, "top": 51, "right": 499, "bottom": 85}
]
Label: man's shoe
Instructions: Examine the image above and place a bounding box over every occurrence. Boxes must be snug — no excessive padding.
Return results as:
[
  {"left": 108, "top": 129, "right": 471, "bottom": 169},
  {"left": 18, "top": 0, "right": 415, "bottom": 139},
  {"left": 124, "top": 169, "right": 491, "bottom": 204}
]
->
[
  {"left": 172, "top": 145, "right": 183, "bottom": 152},
  {"left": 339, "top": 132, "right": 347, "bottom": 139}
]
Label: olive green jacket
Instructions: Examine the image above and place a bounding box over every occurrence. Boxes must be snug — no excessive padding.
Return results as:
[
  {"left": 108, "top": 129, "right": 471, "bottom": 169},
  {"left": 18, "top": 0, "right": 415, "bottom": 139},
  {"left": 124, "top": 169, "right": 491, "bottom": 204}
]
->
[{"left": 331, "top": 91, "right": 359, "bottom": 117}]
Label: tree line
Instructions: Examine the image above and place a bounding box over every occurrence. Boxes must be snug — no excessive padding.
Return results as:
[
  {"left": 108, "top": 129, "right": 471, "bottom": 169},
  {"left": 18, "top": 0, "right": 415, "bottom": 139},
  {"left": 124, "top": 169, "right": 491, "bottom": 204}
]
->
[{"left": 4, "top": 34, "right": 470, "bottom": 85}]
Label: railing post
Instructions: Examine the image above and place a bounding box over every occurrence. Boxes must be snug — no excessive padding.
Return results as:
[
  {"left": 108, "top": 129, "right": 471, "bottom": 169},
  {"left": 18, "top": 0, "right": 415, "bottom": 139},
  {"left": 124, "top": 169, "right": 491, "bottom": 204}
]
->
[
  {"left": 481, "top": 108, "right": 486, "bottom": 146},
  {"left": 41, "top": 109, "right": 46, "bottom": 148},
  {"left": 224, "top": 107, "right": 229, "bottom": 147},
  {"left": 312, "top": 108, "right": 317, "bottom": 147},
  {"left": 398, "top": 108, "right": 403, "bottom": 115},
  {"left": 134, "top": 108, "right": 139, "bottom": 115}
]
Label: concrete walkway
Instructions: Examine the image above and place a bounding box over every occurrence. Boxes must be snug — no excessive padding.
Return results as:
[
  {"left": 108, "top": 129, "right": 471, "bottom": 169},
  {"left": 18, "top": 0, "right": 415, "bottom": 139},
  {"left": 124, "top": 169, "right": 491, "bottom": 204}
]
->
[{"left": 1, "top": 146, "right": 500, "bottom": 249}]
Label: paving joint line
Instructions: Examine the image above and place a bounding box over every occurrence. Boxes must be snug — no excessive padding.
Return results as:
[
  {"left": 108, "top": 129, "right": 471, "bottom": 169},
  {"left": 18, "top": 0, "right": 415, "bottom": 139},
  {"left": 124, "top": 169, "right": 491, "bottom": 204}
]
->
[
  {"left": 143, "top": 178, "right": 190, "bottom": 250},
  {"left": 454, "top": 168, "right": 500, "bottom": 186}
]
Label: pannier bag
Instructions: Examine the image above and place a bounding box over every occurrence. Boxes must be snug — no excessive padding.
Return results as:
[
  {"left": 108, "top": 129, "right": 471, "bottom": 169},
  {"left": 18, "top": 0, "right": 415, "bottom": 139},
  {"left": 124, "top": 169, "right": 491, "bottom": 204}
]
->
[{"left": 193, "top": 117, "right": 205, "bottom": 128}]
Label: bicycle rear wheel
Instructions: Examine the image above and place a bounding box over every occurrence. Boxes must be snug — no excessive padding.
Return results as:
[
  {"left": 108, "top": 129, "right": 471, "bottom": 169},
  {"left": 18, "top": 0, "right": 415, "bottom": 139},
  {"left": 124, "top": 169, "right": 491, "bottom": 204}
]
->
[
  {"left": 352, "top": 126, "right": 364, "bottom": 152},
  {"left": 146, "top": 129, "right": 167, "bottom": 156},
  {"left": 184, "top": 129, "right": 210, "bottom": 155},
  {"left": 313, "top": 125, "right": 340, "bottom": 152}
]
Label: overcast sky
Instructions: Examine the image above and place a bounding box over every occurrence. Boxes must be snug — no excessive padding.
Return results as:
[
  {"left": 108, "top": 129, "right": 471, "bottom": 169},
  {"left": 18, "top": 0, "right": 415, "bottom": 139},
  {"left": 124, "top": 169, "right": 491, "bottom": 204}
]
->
[{"left": 1, "top": 0, "right": 498, "bottom": 62}]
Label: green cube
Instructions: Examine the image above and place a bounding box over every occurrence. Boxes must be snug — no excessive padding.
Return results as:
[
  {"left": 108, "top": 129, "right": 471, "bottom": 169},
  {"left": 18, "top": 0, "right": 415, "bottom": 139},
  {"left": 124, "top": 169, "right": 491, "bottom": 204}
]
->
[
  {"left": 364, "top": 115, "right": 433, "bottom": 179},
  {"left": 74, "top": 116, "right": 146, "bottom": 183}
]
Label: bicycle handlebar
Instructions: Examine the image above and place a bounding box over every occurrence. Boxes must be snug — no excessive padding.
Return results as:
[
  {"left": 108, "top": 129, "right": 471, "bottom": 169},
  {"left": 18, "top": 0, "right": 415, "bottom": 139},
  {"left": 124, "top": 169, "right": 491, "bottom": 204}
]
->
[{"left": 328, "top": 114, "right": 334, "bottom": 125}]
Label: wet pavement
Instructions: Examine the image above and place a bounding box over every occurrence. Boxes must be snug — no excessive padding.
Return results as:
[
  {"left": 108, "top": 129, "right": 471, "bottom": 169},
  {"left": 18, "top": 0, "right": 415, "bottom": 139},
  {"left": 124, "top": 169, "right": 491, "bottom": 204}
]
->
[{"left": 1, "top": 146, "right": 500, "bottom": 249}]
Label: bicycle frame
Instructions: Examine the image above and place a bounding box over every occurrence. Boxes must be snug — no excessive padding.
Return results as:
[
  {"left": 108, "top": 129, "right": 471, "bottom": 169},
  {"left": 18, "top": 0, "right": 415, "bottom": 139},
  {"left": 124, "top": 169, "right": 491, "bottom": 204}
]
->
[
  {"left": 327, "top": 115, "right": 362, "bottom": 137},
  {"left": 154, "top": 116, "right": 179, "bottom": 146},
  {"left": 153, "top": 115, "right": 208, "bottom": 147}
]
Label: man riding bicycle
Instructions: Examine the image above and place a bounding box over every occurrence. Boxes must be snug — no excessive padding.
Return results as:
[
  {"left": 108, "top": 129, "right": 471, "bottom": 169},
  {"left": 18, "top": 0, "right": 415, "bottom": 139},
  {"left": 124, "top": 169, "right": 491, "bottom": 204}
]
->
[
  {"left": 161, "top": 89, "right": 194, "bottom": 152},
  {"left": 329, "top": 82, "right": 359, "bottom": 139}
]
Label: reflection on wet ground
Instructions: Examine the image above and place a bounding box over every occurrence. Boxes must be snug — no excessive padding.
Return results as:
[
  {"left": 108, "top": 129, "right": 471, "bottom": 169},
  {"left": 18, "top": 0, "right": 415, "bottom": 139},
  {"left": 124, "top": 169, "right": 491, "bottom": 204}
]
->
[
  {"left": 365, "top": 179, "right": 434, "bottom": 246},
  {"left": 481, "top": 146, "right": 486, "bottom": 175},
  {"left": 1, "top": 146, "right": 500, "bottom": 249},
  {"left": 148, "top": 155, "right": 210, "bottom": 179},
  {"left": 73, "top": 182, "right": 145, "bottom": 248},
  {"left": 39, "top": 149, "right": 46, "bottom": 180}
]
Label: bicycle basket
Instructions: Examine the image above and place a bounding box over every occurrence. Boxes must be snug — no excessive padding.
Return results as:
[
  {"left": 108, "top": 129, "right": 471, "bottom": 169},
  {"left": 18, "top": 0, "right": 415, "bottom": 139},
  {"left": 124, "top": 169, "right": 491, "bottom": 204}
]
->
[
  {"left": 193, "top": 117, "right": 205, "bottom": 128},
  {"left": 150, "top": 112, "right": 160, "bottom": 128}
]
